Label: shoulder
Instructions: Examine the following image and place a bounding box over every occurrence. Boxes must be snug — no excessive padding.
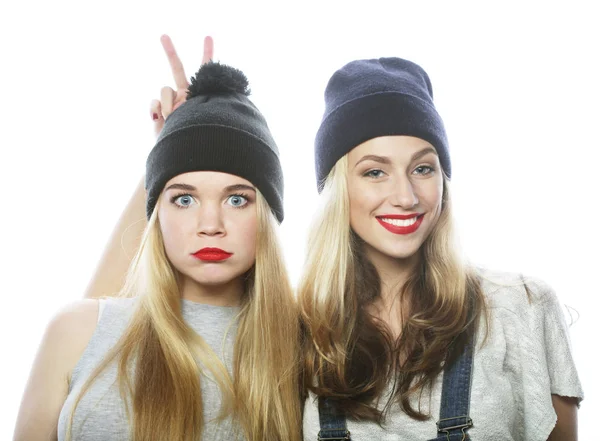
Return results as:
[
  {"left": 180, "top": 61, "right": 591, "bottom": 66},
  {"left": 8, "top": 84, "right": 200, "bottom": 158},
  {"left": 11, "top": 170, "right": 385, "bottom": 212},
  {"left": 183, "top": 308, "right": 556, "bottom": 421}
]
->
[
  {"left": 45, "top": 299, "right": 100, "bottom": 362},
  {"left": 47, "top": 297, "right": 138, "bottom": 342},
  {"left": 476, "top": 267, "right": 559, "bottom": 313},
  {"left": 13, "top": 300, "right": 102, "bottom": 440},
  {"left": 47, "top": 299, "right": 99, "bottom": 337},
  {"left": 20, "top": 300, "right": 100, "bottom": 402},
  {"left": 474, "top": 267, "right": 575, "bottom": 354},
  {"left": 50, "top": 297, "right": 140, "bottom": 379}
]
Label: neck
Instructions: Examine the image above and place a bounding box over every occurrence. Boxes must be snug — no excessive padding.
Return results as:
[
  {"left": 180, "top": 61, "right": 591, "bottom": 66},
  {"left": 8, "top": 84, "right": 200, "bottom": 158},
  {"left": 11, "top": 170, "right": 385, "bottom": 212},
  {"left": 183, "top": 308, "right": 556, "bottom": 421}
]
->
[
  {"left": 179, "top": 275, "right": 245, "bottom": 307},
  {"left": 365, "top": 246, "right": 421, "bottom": 335},
  {"left": 367, "top": 247, "right": 420, "bottom": 304}
]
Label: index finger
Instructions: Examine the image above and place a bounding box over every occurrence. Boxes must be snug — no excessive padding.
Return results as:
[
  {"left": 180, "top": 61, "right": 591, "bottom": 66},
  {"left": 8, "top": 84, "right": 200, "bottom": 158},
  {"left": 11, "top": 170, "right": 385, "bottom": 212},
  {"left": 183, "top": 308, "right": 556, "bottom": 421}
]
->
[
  {"left": 161, "top": 34, "right": 188, "bottom": 90},
  {"left": 202, "top": 36, "right": 214, "bottom": 64}
]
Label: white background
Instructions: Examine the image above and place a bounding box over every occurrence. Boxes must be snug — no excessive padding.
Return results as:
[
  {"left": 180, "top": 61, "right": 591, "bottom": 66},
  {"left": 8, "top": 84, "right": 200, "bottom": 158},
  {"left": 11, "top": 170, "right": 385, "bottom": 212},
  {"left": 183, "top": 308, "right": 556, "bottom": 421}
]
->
[{"left": 1, "top": 0, "right": 598, "bottom": 438}]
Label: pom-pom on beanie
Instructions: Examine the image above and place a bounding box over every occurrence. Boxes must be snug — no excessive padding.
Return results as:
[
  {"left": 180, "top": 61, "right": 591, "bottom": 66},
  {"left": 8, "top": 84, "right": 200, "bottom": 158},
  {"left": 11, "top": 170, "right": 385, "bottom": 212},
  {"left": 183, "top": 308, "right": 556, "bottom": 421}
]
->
[{"left": 146, "top": 62, "right": 284, "bottom": 221}]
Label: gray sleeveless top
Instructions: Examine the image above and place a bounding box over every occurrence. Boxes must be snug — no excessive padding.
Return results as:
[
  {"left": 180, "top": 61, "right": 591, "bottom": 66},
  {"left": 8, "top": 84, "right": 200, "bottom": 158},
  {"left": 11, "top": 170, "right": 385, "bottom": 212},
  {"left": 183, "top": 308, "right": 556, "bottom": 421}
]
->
[{"left": 57, "top": 297, "right": 243, "bottom": 441}]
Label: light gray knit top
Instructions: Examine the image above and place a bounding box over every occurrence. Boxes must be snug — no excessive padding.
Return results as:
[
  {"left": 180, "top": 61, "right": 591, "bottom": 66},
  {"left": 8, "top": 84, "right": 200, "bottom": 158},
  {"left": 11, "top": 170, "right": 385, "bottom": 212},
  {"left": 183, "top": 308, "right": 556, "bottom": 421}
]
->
[
  {"left": 303, "top": 269, "right": 584, "bottom": 441},
  {"left": 57, "top": 297, "right": 243, "bottom": 441}
]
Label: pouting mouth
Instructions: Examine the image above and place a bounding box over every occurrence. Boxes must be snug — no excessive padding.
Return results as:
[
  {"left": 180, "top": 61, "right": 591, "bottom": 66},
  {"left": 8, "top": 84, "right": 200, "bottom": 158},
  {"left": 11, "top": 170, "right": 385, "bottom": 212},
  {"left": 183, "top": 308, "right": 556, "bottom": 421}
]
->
[{"left": 193, "top": 247, "right": 232, "bottom": 255}]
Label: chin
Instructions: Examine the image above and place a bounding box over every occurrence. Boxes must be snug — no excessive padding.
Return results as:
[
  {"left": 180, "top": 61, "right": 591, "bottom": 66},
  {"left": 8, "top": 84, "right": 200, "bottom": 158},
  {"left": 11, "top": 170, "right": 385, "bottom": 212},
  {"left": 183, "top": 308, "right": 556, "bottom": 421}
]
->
[
  {"left": 383, "top": 248, "right": 420, "bottom": 260},
  {"left": 186, "top": 266, "right": 247, "bottom": 287},
  {"left": 368, "top": 240, "right": 423, "bottom": 261},
  {"left": 192, "top": 277, "right": 238, "bottom": 286}
]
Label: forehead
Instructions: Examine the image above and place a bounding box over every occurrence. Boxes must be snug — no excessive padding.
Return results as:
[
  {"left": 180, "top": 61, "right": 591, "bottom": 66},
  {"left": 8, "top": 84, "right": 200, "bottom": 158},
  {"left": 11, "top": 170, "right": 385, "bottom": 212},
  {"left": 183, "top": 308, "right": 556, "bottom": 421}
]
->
[
  {"left": 350, "top": 135, "right": 436, "bottom": 159},
  {"left": 164, "top": 171, "right": 254, "bottom": 190}
]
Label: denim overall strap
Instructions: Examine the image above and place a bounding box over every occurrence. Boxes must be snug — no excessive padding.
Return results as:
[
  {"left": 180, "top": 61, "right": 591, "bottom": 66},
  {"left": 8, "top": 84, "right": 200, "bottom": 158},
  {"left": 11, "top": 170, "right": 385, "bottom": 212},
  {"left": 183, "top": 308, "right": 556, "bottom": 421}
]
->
[
  {"left": 317, "top": 337, "right": 474, "bottom": 441},
  {"left": 430, "top": 336, "right": 475, "bottom": 441},
  {"left": 317, "top": 397, "right": 351, "bottom": 440}
]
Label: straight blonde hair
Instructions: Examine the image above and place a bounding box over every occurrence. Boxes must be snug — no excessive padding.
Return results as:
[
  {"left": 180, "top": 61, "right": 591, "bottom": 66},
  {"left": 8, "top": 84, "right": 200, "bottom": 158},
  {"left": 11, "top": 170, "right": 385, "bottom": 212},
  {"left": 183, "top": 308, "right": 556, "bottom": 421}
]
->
[{"left": 67, "top": 191, "right": 302, "bottom": 441}]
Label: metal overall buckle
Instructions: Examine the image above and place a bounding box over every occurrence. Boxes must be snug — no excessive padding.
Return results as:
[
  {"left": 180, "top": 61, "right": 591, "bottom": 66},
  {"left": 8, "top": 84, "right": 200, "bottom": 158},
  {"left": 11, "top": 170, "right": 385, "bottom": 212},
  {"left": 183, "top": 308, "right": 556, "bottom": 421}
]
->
[
  {"left": 317, "top": 429, "right": 351, "bottom": 440},
  {"left": 436, "top": 416, "right": 473, "bottom": 441}
]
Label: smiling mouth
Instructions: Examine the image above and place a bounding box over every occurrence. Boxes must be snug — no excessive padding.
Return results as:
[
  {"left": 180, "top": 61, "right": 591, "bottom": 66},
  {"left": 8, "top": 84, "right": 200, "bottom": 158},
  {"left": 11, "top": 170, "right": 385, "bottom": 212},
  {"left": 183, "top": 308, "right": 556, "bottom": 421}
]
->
[
  {"left": 376, "top": 214, "right": 424, "bottom": 234},
  {"left": 378, "top": 217, "right": 420, "bottom": 227}
]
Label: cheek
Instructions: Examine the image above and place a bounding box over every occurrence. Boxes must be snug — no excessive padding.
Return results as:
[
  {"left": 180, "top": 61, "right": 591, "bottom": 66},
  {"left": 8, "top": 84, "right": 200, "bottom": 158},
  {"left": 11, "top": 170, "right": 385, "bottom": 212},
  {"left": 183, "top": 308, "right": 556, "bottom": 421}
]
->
[
  {"left": 158, "top": 209, "right": 189, "bottom": 256},
  {"left": 241, "top": 217, "right": 257, "bottom": 256},
  {"left": 348, "top": 184, "right": 377, "bottom": 228},
  {"left": 226, "top": 211, "right": 258, "bottom": 258},
  {"left": 416, "top": 180, "right": 444, "bottom": 217}
]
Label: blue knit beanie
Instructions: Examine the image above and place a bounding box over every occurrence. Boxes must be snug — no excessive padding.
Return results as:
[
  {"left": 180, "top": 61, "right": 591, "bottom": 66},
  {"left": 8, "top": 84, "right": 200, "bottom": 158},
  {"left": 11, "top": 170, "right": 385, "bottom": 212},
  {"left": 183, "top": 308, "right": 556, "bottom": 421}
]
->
[{"left": 315, "top": 57, "right": 451, "bottom": 191}]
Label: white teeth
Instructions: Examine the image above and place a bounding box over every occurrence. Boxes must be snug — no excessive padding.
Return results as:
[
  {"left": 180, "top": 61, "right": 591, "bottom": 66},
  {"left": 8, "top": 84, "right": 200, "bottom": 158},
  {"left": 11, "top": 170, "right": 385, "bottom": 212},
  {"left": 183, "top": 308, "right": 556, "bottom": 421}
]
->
[{"left": 380, "top": 217, "right": 418, "bottom": 227}]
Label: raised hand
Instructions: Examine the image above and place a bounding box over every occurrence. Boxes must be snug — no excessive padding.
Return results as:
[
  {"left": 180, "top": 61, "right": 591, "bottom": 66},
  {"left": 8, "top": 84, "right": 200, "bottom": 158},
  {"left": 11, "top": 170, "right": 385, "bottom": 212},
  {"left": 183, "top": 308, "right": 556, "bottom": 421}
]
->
[{"left": 150, "top": 35, "right": 214, "bottom": 137}]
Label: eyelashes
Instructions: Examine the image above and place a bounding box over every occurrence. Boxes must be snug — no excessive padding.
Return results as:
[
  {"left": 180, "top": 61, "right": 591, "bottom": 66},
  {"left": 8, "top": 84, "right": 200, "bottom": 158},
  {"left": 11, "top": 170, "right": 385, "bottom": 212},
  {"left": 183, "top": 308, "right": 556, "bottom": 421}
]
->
[
  {"left": 169, "top": 192, "right": 253, "bottom": 209},
  {"left": 171, "top": 193, "right": 195, "bottom": 208},
  {"left": 361, "top": 164, "right": 436, "bottom": 179},
  {"left": 413, "top": 165, "right": 435, "bottom": 175},
  {"left": 226, "top": 193, "right": 250, "bottom": 208},
  {"left": 363, "top": 169, "right": 386, "bottom": 178}
]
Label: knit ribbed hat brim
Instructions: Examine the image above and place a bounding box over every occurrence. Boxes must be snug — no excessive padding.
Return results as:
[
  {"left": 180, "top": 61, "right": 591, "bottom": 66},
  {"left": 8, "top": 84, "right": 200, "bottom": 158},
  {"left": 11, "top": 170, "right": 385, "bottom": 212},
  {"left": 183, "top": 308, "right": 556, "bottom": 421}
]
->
[{"left": 315, "top": 91, "right": 450, "bottom": 190}]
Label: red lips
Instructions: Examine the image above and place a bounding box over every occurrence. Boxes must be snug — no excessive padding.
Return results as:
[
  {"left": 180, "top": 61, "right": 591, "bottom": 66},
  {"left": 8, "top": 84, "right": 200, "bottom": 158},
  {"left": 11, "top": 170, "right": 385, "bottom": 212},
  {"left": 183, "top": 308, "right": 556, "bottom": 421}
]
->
[
  {"left": 376, "top": 214, "right": 424, "bottom": 235},
  {"left": 192, "top": 247, "right": 233, "bottom": 262}
]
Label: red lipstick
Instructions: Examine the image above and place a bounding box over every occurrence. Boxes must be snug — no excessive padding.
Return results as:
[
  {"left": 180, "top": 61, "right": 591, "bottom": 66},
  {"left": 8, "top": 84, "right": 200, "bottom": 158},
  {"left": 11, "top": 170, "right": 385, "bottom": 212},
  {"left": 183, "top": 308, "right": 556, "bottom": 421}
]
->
[
  {"left": 376, "top": 214, "right": 424, "bottom": 235},
  {"left": 192, "top": 248, "right": 233, "bottom": 262}
]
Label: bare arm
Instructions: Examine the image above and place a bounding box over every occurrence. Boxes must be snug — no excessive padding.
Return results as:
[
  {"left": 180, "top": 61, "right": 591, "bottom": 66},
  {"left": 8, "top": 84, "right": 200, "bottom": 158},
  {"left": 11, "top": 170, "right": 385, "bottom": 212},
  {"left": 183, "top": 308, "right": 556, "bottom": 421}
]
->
[
  {"left": 83, "top": 178, "right": 146, "bottom": 298},
  {"left": 547, "top": 394, "right": 578, "bottom": 441},
  {"left": 13, "top": 300, "right": 99, "bottom": 441},
  {"left": 83, "top": 35, "right": 214, "bottom": 299}
]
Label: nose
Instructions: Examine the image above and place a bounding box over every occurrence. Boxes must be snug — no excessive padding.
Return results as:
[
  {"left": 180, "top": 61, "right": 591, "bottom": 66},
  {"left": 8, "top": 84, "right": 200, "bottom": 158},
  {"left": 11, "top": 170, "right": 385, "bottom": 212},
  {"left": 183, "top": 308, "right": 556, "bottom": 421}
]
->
[
  {"left": 196, "top": 202, "right": 225, "bottom": 237},
  {"left": 389, "top": 175, "right": 419, "bottom": 209}
]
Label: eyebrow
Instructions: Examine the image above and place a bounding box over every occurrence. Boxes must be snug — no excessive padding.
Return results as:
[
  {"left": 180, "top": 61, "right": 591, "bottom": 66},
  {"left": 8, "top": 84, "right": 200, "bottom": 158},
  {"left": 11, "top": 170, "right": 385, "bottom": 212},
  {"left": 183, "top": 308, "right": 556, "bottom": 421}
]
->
[
  {"left": 163, "top": 183, "right": 256, "bottom": 193},
  {"left": 354, "top": 155, "right": 392, "bottom": 168},
  {"left": 164, "top": 183, "right": 196, "bottom": 192},
  {"left": 411, "top": 147, "right": 438, "bottom": 162},
  {"left": 353, "top": 147, "right": 438, "bottom": 168},
  {"left": 224, "top": 184, "right": 256, "bottom": 193}
]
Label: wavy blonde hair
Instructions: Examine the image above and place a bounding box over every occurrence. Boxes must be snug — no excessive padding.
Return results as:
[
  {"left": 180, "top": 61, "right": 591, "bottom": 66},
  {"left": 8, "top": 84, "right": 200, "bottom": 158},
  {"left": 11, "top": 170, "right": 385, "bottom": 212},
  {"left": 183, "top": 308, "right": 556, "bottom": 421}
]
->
[
  {"left": 66, "top": 191, "right": 302, "bottom": 441},
  {"left": 299, "top": 155, "right": 488, "bottom": 421}
]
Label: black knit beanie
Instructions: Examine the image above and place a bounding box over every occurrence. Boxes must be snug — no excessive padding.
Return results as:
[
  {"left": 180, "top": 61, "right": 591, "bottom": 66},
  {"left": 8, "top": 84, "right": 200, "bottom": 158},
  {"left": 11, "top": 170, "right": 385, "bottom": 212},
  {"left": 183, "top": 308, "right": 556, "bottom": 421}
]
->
[
  {"left": 145, "top": 62, "right": 284, "bottom": 222},
  {"left": 315, "top": 57, "right": 451, "bottom": 191}
]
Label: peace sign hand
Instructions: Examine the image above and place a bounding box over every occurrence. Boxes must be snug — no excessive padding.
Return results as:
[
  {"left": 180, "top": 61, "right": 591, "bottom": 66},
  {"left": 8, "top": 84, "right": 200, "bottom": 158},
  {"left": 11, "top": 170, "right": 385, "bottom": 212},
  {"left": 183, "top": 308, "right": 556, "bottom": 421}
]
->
[{"left": 150, "top": 35, "right": 214, "bottom": 137}]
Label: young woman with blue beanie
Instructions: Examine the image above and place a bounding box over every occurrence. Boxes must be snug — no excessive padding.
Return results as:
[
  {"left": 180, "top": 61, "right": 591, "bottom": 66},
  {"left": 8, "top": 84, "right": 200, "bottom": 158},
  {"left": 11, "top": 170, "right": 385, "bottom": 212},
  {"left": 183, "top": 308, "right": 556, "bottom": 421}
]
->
[{"left": 299, "top": 57, "right": 582, "bottom": 441}]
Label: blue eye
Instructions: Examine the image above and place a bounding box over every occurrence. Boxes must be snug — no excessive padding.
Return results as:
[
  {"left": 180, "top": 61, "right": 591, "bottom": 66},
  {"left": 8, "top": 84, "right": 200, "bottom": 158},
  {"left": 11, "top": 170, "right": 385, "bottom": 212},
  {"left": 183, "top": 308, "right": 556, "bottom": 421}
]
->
[
  {"left": 364, "top": 169, "right": 385, "bottom": 179},
  {"left": 413, "top": 165, "right": 434, "bottom": 175},
  {"left": 172, "top": 194, "right": 196, "bottom": 208},
  {"left": 227, "top": 194, "right": 248, "bottom": 208}
]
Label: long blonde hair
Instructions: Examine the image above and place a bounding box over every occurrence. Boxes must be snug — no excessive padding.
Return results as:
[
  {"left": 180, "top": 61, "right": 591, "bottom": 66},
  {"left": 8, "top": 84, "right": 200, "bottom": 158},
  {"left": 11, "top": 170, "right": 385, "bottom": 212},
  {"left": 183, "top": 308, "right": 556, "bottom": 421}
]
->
[
  {"left": 67, "top": 191, "right": 302, "bottom": 441},
  {"left": 299, "top": 155, "right": 488, "bottom": 421}
]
